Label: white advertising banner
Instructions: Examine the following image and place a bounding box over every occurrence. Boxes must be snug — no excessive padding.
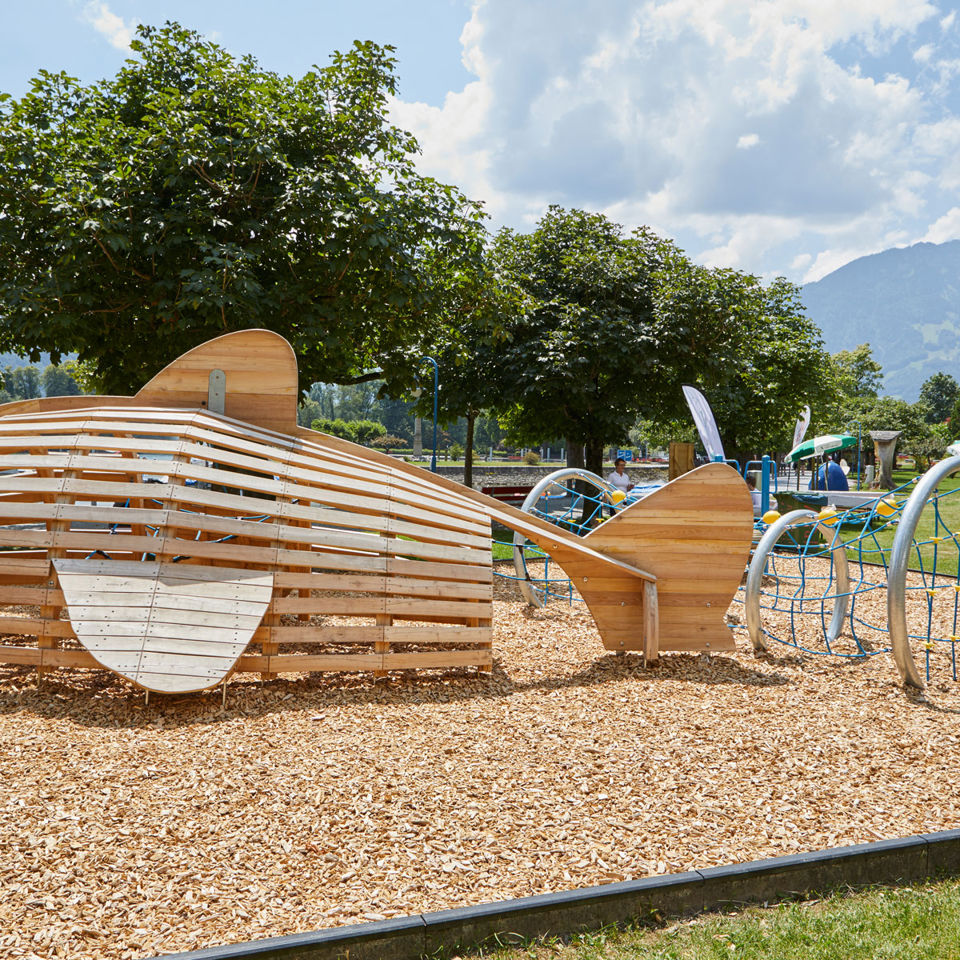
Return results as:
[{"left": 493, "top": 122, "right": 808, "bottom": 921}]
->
[
  {"left": 792, "top": 404, "right": 811, "bottom": 450},
  {"left": 682, "top": 385, "right": 725, "bottom": 461}
]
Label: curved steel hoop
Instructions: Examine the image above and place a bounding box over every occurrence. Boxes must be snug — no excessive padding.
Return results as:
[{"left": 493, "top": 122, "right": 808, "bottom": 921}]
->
[
  {"left": 745, "top": 509, "right": 850, "bottom": 652},
  {"left": 888, "top": 454, "right": 960, "bottom": 688},
  {"left": 513, "top": 468, "right": 619, "bottom": 607}
]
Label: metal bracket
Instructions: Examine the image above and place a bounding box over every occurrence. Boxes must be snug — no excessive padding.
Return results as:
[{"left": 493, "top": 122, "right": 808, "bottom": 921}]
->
[{"left": 207, "top": 369, "right": 226, "bottom": 415}]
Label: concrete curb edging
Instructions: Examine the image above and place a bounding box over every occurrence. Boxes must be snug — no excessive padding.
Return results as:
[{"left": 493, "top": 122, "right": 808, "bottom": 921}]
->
[{"left": 147, "top": 828, "right": 960, "bottom": 960}]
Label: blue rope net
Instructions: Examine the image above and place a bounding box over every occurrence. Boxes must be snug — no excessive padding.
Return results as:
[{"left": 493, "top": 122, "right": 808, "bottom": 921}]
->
[
  {"left": 493, "top": 478, "right": 662, "bottom": 604},
  {"left": 740, "top": 473, "right": 960, "bottom": 683}
]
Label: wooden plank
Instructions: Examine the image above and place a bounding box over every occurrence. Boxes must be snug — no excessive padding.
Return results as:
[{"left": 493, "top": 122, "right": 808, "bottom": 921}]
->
[
  {"left": 257, "top": 625, "right": 382, "bottom": 644},
  {"left": 65, "top": 606, "right": 265, "bottom": 628},
  {"left": 238, "top": 654, "right": 380, "bottom": 673},
  {"left": 269, "top": 596, "right": 492, "bottom": 618},
  {"left": 381, "top": 650, "right": 491, "bottom": 669},
  {"left": 271, "top": 571, "right": 491, "bottom": 600},
  {"left": 59, "top": 589, "right": 263, "bottom": 614},
  {"left": 0, "top": 616, "right": 73, "bottom": 637}
]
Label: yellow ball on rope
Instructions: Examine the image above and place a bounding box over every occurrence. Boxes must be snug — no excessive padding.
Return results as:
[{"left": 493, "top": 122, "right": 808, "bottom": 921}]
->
[
  {"left": 818, "top": 506, "right": 840, "bottom": 526},
  {"left": 876, "top": 497, "right": 897, "bottom": 518}
]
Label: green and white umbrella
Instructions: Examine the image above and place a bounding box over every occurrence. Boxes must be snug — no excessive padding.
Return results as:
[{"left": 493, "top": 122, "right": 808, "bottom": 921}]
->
[{"left": 788, "top": 433, "right": 857, "bottom": 463}]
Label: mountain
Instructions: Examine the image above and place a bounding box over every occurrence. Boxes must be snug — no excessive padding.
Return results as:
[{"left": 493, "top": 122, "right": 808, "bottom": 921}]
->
[
  {"left": 801, "top": 240, "right": 960, "bottom": 401},
  {"left": 0, "top": 352, "right": 53, "bottom": 369}
]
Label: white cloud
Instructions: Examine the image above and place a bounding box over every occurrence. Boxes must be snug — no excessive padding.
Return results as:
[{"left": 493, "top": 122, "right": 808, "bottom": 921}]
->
[
  {"left": 393, "top": 0, "right": 960, "bottom": 282},
  {"left": 82, "top": 2, "right": 134, "bottom": 51},
  {"left": 941, "top": 11, "right": 956, "bottom": 31},
  {"left": 923, "top": 206, "right": 960, "bottom": 243}
]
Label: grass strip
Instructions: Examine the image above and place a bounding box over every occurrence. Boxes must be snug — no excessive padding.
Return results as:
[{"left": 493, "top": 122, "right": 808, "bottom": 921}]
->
[{"left": 479, "top": 879, "right": 960, "bottom": 960}]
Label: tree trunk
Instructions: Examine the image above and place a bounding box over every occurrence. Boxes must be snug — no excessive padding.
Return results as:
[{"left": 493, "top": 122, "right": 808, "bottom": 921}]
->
[
  {"left": 566, "top": 439, "right": 584, "bottom": 470},
  {"left": 585, "top": 437, "right": 604, "bottom": 478},
  {"left": 464, "top": 411, "right": 475, "bottom": 489}
]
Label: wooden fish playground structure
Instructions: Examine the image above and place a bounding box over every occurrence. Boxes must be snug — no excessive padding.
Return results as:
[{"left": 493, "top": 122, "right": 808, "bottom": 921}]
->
[
  {"left": 0, "top": 330, "right": 754, "bottom": 695},
  {"left": 2, "top": 327, "right": 955, "bottom": 698},
  {"left": 505, "top": 449, "right": 960, "bottom": 692}
]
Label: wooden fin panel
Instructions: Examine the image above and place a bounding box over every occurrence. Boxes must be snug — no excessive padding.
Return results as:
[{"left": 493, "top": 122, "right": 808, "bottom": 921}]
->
[
  {"left": 54, "top": 559, "right": 274, "bottom": 693},
  {"left": 585, "top": 463, "right": 752, "bottom": 652},
  {"left": 134, "top": 329, "right": 299, "bottom": 434}
]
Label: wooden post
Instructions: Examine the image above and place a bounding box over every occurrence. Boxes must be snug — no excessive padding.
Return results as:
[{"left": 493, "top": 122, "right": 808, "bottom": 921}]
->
[
  {"left": 642, "top": 580, "right": 659, "bottom": 664},
  {"left": 374, "top": 614, "right": 391, "bottom": 678},
  {"left": 668, "top": 442, "right": 695, "bottom": 480}
]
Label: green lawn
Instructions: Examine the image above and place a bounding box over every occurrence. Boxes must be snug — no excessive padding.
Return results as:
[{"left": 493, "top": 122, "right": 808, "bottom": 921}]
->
[
  {"left": 844, "top": 469, "right": 960, "bottom": 576},
  {"left": 481, "top": 880, "right": 960, "bottom": 960}
]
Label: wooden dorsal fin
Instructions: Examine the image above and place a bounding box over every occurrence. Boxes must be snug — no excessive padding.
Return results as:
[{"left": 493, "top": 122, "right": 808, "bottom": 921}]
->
[
  {"left": 135, "top": 329, "right": 299, "bottom": 433},
  {"left": 585, "top": 463, "right": 754, "bottom": 653}
]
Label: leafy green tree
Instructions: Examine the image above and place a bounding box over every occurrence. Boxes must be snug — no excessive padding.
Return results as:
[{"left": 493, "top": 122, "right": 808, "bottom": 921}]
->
[
  {"left": 680, "top": 274, "right": 827, "bottom": 461},
  {"left": 0, "top": 23, "right": 486, "bottom": 394},
  {"left": 310, "top": 417, "right": 357, "bottom": 441},
  {"left": 371, "top": 434, "right": 405, "bottom": 451},
  {"left": 844, "top": 394, "right": 931, "bottom": 468},
  {"left": 486, "top": 207, "right": 824, "bottom": 473},
  {"left": 2, "top": 365, "right": 41, "bottom": 400},
  {"left": 833, "top": 343, "right": 883, "bottom": 399},
  {"left": 487, "top": 208, "right": 678, "bottom": 476},
  {"left": 419, "top": 321, "right": 512, "bottom": 485},
  {"left": 297, "top": 395, "right": 323, "bottom": 428},
  {"left": 351, "top": 419, "right": 386, "bottom": 444},
  {"left": 41, "top": 363, "right": 82, "bottom": 397},
  {"left": 919, "top": 372, "right": 959, "bottom": 423}
]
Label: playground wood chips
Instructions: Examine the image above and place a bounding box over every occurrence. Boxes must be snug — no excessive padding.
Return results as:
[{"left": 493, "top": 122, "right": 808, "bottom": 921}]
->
[{"left": 2, "top": 565, "right": 960, "bottom": 959}]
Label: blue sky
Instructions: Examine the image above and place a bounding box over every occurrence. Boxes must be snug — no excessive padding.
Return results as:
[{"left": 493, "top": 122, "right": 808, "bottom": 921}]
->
[{"left": 6, "top": 0, "right": 960, "bottom": 283}]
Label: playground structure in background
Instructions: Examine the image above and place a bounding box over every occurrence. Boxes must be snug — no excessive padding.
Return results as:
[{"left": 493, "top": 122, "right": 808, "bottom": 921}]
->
[
  {"left": 504, "top": 446, "right": 960, "bottom": 690},
  {"left": 0, "top": 331, "right": 756, "bottom": 696},
  {"left": 744, "top": 455, "right": 960, "bottom": 689}
]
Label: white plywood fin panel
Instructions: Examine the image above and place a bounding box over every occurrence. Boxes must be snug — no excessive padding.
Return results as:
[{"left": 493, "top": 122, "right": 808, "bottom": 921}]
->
[{"left": 53, "top": 559, "right": 274, "bottom": 693}]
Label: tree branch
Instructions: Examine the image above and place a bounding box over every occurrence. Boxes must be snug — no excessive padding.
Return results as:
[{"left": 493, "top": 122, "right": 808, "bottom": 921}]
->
[{"left": 329, "top": 370, "right": 384, "bottom": 385}]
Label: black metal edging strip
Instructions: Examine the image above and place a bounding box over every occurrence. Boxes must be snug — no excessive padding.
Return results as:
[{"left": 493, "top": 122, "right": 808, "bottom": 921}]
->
[{"left": 147, "top": 827, "right": 960, "bottom": 960}]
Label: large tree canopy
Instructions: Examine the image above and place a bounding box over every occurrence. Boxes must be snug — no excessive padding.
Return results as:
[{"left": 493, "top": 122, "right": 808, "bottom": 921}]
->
[
  {"left": 687, "top": 274, "right": 828, "bottom": 459},
  {"left": 0, "top": 23, "right": 486, "bottom": 394},
  {"left": 919, "top": 371, "right": 959, "bottom": 423},
  {"left": 487, "top": 208, "right": 671, "bottom": 474},
  {"left": 484, "top": 206, "right": 825, "bottom": 473}
]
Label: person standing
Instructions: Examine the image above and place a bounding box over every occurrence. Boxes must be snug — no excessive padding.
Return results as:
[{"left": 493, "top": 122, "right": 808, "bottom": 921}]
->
[{"left": 607, "top": 457, "right": 634, "bottom": 494}]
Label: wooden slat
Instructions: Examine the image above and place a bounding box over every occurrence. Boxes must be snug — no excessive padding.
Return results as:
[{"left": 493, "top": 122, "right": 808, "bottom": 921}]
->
[
  {"left": 270, "top": 596, "right": 491, "bottom": 618},
  {"left": 271, "top": 571, "right": 491, "bottom": 600},
  {"left": 256, "top": 623, "right": 490, "bottom": 645}
]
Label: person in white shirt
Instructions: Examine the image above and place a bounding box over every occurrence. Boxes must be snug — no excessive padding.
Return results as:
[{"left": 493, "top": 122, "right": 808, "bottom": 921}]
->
[
  {"left": 607, "top": 458, "right": 634, "bottom": 494},
  {"left": 745, "top": 474, "right": 777, "bottom": 515}
]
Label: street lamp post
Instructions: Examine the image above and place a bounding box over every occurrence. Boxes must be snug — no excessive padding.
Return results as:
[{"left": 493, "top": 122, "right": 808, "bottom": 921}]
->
[{"left": 421, "top": 356, "right": 439, "bottom": 473}]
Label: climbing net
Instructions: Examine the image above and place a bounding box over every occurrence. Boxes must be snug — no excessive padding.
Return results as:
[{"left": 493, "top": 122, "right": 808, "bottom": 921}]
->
[
  {"left": 742, "top": 456, "right": 960, "bottom": 688},
  {"left": 493, "top": 468, "right": 662, "bottom": 607}
]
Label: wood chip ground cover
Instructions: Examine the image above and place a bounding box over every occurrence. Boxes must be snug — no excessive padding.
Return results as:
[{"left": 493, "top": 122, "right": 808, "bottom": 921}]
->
[{"left": 3, "top": 568, "right": 960, "bottom": 959}]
